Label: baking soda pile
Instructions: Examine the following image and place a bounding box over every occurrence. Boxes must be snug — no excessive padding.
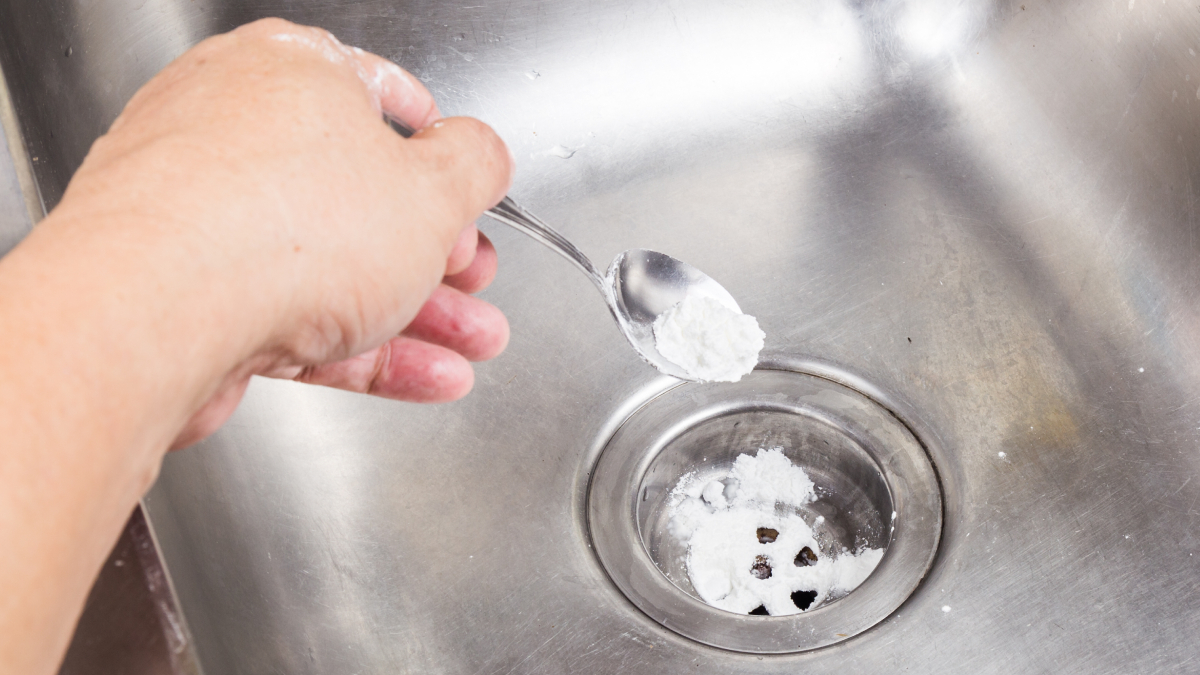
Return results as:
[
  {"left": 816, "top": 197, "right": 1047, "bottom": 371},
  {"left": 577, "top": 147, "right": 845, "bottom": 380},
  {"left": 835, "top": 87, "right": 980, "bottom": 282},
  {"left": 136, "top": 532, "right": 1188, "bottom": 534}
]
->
[
  {"left": 668, "top": 448, "right": 883, "bottom": 616},
  {"left": 652, "top": 288, "right": 764, "bottom": 382}
]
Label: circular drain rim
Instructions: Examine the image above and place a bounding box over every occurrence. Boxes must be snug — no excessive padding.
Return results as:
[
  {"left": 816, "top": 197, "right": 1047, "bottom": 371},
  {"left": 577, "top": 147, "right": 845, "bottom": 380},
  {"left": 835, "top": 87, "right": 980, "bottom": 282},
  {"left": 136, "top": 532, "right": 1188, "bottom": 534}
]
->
[{"left": 586, "top": 364, "right": 942, "bottom": 654}]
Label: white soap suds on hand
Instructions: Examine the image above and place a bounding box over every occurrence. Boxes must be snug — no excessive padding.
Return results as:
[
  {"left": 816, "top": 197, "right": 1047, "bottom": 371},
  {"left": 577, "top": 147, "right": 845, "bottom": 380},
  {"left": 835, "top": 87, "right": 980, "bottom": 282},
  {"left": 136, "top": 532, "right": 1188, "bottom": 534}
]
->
[
  {"left": 269, "top": 30, "right": 416, "bottom": 115},
  {"left": 652, "top": 288, "right": 765, "bottom": 382},
  {"left": 667, "top": 448, "right": 884, "bottom": 616}
]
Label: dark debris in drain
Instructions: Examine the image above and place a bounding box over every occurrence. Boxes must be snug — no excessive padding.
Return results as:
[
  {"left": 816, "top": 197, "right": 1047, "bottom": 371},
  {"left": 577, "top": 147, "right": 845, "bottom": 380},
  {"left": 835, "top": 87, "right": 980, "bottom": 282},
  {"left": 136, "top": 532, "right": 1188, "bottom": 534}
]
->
[
  {"left": 756, "top": 527, "right": 779, "bottom": 544},
  {"left": 794, "top": 546, "right": 818, "bottom": 567},
  {"left": 750, "top": 555, "right": 772, "bottom": 580}
]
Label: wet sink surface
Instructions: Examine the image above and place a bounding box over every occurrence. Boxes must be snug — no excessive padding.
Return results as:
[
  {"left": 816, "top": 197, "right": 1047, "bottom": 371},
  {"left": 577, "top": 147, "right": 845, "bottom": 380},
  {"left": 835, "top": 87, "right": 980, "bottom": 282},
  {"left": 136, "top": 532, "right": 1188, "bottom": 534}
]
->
[{"left": 4, "top": 0, "right": 1200, "bottom": 672}]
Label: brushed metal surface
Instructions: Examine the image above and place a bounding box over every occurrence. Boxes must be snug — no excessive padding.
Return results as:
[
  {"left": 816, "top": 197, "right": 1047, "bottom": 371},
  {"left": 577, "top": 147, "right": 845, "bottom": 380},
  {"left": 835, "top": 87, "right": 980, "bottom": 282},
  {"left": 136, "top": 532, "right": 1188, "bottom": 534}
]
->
[
  {"left": 58, "top": 507, "right": 201, "bottom": 675},
  {"left": 3, "top": 0, "right": 1200, "bottom": 672},
  {"left": 0, "top": 70, "right": 32, "bottom": 255}
]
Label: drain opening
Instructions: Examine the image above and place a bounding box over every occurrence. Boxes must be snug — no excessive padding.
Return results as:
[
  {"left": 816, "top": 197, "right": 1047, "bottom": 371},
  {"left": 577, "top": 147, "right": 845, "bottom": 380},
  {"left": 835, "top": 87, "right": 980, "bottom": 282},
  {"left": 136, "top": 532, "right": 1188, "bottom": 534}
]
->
[
  {"left": 791, "top": 590, "right": 818, "bottom": 611},
  {"left": 654, "top": 444, "right": 887, "bottom": 617},
  {"left": 587, "top": 368, "right": 943, "bottom": 653},
  {"left": 746, "top": 590, "right": 819, "bottom": 615}
]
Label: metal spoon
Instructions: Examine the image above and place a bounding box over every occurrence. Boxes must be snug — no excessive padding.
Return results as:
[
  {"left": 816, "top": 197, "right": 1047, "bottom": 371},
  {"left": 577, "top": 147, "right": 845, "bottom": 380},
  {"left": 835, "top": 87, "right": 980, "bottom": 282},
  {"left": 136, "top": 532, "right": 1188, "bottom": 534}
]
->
[{"left": 387, "top": 118, "right": 740, "bottom": 381}]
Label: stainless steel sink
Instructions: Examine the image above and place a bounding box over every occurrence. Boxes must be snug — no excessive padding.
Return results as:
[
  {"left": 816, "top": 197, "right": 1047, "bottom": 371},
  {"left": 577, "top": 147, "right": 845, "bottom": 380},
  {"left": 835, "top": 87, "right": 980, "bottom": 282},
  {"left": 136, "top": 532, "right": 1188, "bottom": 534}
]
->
[{"left": 4, "top": 0, "right": 1200, "bottom": 672}]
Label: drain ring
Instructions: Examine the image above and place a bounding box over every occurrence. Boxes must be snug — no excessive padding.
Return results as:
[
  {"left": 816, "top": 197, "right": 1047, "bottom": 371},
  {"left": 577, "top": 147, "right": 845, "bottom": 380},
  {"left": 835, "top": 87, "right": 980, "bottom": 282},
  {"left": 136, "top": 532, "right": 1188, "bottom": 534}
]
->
[{"left": 587, "top": 364, "right": 942, "bottom": 653}]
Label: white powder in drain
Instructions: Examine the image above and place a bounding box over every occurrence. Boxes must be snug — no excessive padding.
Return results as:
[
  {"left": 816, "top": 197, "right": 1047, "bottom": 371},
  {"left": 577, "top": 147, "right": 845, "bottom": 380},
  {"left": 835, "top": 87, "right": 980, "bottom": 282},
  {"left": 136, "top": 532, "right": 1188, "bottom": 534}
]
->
[
  {"left": 652, "top": 288, "right": 764, "bottom": 382},
  {"left": 667, "top": 448, "right": 884, "bottom": 616}
]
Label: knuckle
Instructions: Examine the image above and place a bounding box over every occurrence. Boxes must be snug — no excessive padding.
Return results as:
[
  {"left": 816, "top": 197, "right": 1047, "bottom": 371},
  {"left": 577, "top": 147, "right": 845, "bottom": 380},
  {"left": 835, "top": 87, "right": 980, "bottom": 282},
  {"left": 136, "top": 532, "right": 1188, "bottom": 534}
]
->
[
  {"left": 237, "top": 17, "right": 296, "bottom": 36},
  {"left": 442, "top": 118, "right": 511, "bottom": 205},
  {"left": 461, "top": 118, "right": 509, "bottom": 172},
  {"left": 407, "top": 117, "right": 512, "bottom": 228}
]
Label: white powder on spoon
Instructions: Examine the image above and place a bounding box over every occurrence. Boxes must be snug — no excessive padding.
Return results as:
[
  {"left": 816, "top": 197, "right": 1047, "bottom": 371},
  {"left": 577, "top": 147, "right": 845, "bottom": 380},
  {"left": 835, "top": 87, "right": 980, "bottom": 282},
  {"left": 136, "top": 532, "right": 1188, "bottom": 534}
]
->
[
  {"left": 652, "top": 288, "right": 764, "bottom": 382},
  {"left": 668, "top": 448, "right": 884, "bottom": 616}
]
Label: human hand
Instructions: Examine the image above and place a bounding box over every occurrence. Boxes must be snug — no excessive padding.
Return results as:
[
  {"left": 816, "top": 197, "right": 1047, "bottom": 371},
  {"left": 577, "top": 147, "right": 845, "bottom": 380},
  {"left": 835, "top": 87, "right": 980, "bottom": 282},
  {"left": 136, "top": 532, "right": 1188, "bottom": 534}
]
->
[
  {"left": 0, "top": 19, "right": 519, "bottom": 674},
  {"left": 173, "top": 223, "right": 508, "bottom": 449},
  {"left": 44, "top": 19, "right": 513, "bottom": 449}
]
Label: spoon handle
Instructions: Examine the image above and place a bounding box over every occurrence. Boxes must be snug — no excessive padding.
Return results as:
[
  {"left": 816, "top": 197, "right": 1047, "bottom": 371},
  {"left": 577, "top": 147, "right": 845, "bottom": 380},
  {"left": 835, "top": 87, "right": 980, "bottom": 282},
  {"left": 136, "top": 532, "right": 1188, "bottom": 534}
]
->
[
  {"left": 385, "top": 117, "right": 607, "bottom": 293},
  {"left": 483, "top": 197, "right": 606, "bottom": 291}
]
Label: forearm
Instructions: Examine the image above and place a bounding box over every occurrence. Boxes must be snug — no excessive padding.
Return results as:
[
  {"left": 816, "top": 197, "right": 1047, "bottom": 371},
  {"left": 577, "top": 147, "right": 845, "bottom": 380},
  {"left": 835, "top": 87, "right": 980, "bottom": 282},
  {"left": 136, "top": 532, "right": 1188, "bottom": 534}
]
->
[{"left": 0, "top": 213, "right": 237, "bottom": 675}]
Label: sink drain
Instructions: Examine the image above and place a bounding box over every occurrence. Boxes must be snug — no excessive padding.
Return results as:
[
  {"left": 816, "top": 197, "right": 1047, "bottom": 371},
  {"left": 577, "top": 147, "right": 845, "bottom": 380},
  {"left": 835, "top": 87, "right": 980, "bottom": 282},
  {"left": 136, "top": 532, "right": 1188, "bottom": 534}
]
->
[{"left": 587, "top": 366, "right": 942, "bottom": 653}]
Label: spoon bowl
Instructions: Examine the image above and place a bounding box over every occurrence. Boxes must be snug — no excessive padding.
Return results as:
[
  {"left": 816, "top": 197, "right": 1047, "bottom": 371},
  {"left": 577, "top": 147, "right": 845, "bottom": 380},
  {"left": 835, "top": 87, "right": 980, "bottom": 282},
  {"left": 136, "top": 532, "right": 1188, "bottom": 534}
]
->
[{"left": 607, "top": 249, "right": 741, "bottom": 380}]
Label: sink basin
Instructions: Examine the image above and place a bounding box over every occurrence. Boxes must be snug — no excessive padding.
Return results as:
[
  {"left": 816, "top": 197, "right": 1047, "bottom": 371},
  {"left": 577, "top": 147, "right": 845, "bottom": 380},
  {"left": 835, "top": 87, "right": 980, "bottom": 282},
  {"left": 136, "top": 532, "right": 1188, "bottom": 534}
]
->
[{"left": 4, "top": 0, "right": 1200, "bottom": 672}]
